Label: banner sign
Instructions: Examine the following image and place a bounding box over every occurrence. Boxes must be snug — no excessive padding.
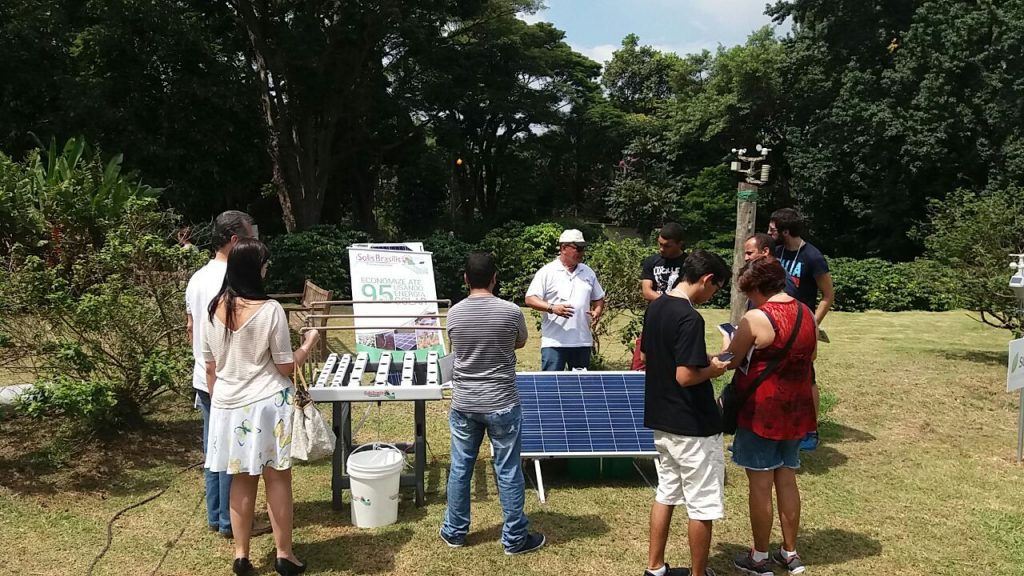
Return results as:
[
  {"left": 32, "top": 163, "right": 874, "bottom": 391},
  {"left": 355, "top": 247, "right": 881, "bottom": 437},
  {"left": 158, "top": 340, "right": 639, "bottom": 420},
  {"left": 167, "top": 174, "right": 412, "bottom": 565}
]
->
[
  {"left": 1009, "top": 338, "right": 1024, "bottom": 392},
  {"left": 348, "top": 245, "right": 446, "bottom": 362}
]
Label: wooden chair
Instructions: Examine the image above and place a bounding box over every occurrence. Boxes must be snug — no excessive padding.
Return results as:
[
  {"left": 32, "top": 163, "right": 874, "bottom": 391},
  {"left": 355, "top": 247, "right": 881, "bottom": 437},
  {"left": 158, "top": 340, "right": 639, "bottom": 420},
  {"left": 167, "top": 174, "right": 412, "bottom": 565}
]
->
[{"left": 270, "top": 279, "right": 333, "bottom": 369}]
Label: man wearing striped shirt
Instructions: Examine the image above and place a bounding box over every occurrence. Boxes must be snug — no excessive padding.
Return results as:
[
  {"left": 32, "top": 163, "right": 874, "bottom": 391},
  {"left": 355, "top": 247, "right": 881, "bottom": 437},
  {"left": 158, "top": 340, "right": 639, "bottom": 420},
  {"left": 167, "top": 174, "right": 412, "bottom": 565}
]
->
[{"left": 439, "top": 252, "right": 546, "bottom": 555}]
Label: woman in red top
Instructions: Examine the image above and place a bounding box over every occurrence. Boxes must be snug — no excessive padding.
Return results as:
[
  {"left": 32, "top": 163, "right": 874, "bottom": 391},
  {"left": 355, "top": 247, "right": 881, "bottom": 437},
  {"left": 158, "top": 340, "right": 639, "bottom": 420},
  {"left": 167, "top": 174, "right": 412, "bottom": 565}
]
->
[{"left": 725, "top": 258, "right": 817, "bottom": 576}]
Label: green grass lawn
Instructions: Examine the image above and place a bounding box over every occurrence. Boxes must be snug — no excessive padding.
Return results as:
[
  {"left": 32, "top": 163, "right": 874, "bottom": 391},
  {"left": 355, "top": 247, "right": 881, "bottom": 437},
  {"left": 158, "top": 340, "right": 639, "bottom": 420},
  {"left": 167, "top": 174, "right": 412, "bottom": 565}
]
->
[{"left": 1, "top": 308, "right": 1022, "bottom": 575}]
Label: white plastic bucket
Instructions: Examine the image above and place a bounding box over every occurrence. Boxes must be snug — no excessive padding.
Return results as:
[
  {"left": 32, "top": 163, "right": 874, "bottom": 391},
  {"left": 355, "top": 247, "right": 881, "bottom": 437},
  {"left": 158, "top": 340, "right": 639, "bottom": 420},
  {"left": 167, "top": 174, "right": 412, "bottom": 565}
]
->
[{"left": 347, "top": 443, "right": 405, "bottom": 528}]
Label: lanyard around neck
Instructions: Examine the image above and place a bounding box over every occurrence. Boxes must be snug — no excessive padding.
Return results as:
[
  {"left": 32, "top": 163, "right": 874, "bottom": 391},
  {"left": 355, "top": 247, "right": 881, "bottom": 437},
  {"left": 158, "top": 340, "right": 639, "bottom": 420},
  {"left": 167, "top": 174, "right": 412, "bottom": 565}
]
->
[{"left": 781, "top": 241, "right": 804, "bottom": 276}]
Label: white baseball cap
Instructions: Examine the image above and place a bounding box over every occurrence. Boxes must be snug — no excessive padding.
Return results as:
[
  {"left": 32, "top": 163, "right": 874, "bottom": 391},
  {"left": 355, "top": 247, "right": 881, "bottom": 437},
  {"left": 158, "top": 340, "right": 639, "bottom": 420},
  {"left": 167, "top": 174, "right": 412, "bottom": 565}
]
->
[{"left": 558, "top": 229, "right": 586, "bottom": 245}]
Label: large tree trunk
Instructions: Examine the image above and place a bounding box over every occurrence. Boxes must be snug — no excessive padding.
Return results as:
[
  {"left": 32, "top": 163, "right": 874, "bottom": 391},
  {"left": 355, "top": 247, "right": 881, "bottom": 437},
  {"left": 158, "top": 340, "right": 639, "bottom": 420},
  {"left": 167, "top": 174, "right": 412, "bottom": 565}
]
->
[{"left": 227, "top": 0, "right": 376, "bottom": 232}]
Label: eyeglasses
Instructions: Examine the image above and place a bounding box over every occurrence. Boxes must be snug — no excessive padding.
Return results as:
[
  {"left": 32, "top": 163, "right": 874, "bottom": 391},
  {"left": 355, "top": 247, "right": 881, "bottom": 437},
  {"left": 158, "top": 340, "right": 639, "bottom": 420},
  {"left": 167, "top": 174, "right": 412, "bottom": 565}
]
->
[
  {"left": 564, "top": 244, "right": 586, "bottom": 252},
  {"left": 767, "top": 225, "right": 778, "bottom": 233}
]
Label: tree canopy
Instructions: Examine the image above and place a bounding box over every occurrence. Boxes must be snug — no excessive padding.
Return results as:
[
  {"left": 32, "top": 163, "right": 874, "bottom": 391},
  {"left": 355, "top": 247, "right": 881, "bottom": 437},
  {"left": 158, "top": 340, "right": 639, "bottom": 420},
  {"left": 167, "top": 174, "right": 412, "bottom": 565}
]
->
[{"left": 1, "top": 0, "right": 1023, "bottom": 261}]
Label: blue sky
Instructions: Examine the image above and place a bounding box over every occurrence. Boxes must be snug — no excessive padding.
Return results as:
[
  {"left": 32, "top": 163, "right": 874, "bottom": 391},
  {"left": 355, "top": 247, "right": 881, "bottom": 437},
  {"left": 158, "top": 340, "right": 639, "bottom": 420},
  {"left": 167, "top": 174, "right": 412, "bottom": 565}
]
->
[{"left": 519, "top": 0, "right": 788, "bottom": 65}]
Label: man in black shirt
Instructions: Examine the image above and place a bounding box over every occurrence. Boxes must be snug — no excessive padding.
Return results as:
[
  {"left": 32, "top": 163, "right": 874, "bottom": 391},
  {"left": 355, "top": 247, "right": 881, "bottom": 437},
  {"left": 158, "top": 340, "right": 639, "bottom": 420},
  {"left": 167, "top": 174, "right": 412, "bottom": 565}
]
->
[
  {"left": 641, "top": 222, "right": 688, "bottom": 300},
  {"left": 640, "top": 250, "right": 731, "bottom": 576},
  {"left": 634, "top": 223, "right": 688, "bottom": 370},
  {"left": 767, "top": 209, "right": 833, "bottom": 326}
]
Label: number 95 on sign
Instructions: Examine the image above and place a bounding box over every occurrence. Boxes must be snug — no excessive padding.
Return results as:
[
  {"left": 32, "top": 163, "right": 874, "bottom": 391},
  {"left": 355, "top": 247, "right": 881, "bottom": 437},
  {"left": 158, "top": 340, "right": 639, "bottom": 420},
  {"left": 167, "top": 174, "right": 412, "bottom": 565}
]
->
[{"left": 362, "top": 284, "right": 394, "bottom": 301}]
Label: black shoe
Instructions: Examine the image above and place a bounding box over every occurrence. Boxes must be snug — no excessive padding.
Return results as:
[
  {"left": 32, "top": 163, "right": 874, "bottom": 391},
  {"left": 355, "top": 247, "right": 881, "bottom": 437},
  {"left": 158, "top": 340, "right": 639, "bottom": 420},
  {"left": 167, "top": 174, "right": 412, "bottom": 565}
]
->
[
  {"left": 232, "top": 558, "right": 254, "bottom": 576},
  {"left": 275, "top": 557, "right": 307, "bottom": 576},
  {"left": 505, "top": 532, "right": 545, "bottom": 555},
  {"left": 643, "top": 563, "right": 691, "bottom": 576}
]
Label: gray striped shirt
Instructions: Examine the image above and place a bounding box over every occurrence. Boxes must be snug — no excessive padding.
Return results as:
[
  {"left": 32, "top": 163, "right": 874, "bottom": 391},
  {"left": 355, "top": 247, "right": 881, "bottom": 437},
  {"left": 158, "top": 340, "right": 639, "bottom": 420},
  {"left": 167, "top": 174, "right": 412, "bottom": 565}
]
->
[{"left": 447, "top": 295, "right": 527, "bottom": 413}]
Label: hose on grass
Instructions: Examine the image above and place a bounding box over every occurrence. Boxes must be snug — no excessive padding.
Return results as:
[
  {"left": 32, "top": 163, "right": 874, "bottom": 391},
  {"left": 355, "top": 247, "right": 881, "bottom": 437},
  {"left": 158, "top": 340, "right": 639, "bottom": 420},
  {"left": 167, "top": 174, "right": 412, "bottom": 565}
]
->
[
  {"left": 87, "top": 461, "right": 203, "bottom": 576},
  {"left": 149, "top": 489, "right": 204, "bottom": 576}
]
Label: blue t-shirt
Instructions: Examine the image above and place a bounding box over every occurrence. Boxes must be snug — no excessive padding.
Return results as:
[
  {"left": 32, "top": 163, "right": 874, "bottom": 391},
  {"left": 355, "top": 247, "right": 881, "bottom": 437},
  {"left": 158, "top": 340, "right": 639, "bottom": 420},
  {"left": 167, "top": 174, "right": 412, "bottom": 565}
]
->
[{"left": 775, "top": 242, "right": 829, "bottom": 309}]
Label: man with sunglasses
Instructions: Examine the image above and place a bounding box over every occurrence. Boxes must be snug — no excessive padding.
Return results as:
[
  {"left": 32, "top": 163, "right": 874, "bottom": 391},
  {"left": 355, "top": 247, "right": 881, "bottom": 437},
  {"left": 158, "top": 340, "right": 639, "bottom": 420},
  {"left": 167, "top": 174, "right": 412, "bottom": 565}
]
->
[{"left": 525, "top": 229, "right": 606, "bottom": 371}]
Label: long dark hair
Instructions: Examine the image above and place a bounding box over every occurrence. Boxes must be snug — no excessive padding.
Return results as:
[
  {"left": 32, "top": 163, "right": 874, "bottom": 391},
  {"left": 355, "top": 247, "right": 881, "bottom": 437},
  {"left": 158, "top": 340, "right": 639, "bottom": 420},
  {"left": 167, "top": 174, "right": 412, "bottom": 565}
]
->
[{"left": 208, "top": 237, "right": 271, "bottom": 331}]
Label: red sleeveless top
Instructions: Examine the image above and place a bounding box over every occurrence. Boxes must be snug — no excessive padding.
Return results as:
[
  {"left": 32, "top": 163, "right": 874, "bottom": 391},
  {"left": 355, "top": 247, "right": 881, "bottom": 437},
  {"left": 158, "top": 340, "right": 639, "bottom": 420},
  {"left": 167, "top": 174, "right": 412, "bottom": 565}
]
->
[{"left": 735, "top": 299, "right": 817, "bottom": 440}]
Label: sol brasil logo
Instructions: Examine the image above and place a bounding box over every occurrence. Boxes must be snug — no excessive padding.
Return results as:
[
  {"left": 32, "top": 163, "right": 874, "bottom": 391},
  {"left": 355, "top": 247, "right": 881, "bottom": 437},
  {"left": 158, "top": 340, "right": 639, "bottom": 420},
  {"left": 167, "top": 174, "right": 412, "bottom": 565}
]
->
[{"left": 354, "top": 496, "right": 372, "bottom": 506}]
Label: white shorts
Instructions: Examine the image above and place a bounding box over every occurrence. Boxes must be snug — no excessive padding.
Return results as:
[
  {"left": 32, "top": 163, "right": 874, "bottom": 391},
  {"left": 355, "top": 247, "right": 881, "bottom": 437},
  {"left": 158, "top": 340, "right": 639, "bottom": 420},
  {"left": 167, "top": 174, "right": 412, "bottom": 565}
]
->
[{"left": 653, "top": 431, "right": 725, "bottom": 520}]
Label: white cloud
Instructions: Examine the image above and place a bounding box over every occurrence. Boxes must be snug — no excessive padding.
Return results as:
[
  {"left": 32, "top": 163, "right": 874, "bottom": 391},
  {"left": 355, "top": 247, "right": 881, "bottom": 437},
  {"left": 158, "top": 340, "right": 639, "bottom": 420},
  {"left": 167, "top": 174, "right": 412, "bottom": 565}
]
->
[
  {"left": 571, "top": 43, "right": 619, "bottom": 65},
  {"left": 685, "top": 0, "right": 790, "bottom": 38},
  {"left": 516, "top": 10, "right": 548, "bottom": 25},
  {"left": 571, "top": 41, "right": 717, "bottom": 67},
  {"left": 651, "top": 42, "right": 719, "bottom": 57}
]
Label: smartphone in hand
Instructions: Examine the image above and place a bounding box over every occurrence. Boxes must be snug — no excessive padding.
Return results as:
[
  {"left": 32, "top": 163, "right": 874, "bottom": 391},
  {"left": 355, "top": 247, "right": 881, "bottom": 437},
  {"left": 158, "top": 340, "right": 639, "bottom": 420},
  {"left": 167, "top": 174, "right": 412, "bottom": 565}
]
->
[
  {"left": 718, "top": 323, "right": 737, "bottom": 338},
  {"left": 717, "top": 352, "right": 735, "bottom": 362}
]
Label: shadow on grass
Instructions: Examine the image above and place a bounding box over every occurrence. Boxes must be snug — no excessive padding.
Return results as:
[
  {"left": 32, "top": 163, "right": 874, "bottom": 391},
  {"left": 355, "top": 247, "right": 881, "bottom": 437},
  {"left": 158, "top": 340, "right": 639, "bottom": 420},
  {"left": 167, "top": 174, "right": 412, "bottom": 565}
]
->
[
  {"left": 289, "top": 527, "right": 414, "bottom": 574},
  {"left": 716, "top": 526, "right": 882, "bottom": 567},
  {"left": 467, "top": 510, "right": 610, "bottom": 547},
  {"left": 940, "top": 349, "right": 1007, "bottom": 366},
  {"left": 818, "top": 421, "right": 877, "bottom": 443},
  {"left": 799, "top": 445, "right": 848, "bottom": 475},
  {"left": 524, "top": 458, "right": 656, "bottom": 498},
  {"left": 0, "top": 412, "right": 202, "bottom": 497}
]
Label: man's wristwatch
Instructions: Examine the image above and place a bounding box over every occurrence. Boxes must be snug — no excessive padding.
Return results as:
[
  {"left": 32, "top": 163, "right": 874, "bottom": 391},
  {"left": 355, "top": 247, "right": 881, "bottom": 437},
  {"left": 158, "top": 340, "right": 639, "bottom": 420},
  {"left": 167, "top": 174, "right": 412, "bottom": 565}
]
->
[{"left": 547, "top": 304, "right": 554, "bottom": 313}]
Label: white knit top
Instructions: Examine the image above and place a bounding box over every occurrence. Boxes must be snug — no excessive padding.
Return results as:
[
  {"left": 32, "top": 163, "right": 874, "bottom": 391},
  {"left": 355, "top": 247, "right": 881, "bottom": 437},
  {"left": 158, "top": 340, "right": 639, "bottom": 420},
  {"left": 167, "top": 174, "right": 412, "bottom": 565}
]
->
[{"left": 201, "top": 300, "right": 294, "bottom": 409}]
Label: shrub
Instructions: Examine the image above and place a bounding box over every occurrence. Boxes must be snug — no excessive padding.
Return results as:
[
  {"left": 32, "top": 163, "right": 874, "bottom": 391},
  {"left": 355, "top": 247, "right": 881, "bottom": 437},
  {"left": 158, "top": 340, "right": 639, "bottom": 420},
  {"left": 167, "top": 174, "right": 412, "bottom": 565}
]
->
[
  {"left": 829, "top": 257, "right": 958, "bottom": 312},
  {"left": 264, "top": 224, "right": 369, "bottom": 299},
  {"left": 421, "top": 230, "right": 474, "bottom": 302},
  {"left": 585, "top": 238, "right": 651, "bottom": 357},
  {"left": 479, "top": 221, "right": 563, "bottom": 303},
  {"left": 925, "top": 186, "right": 1024, "bottom": 335},
  {"left": 0, "top": 139, "right": 197, "bottom": 437}
]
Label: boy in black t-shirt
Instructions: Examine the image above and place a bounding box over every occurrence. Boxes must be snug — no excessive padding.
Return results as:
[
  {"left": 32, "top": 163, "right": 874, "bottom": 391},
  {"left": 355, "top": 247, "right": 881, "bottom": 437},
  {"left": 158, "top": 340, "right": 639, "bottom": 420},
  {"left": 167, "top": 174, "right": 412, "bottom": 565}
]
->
[
  {"left": 640, "top": 250, "right": 731, "bottom": 576},
  {"left": 634, "top": 223, "right": 688, "bottom": 370},
  {"left": 641, "top": 222, "right": 688, "bottom": 300}
]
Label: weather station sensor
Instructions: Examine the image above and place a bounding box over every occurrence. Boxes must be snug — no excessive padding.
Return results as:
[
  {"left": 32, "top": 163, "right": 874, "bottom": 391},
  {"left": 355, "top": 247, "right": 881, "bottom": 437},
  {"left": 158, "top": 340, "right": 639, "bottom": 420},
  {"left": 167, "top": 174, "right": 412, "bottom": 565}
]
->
[{"left": 1010, "top": 253, "right": 1024, "bottom": 305}]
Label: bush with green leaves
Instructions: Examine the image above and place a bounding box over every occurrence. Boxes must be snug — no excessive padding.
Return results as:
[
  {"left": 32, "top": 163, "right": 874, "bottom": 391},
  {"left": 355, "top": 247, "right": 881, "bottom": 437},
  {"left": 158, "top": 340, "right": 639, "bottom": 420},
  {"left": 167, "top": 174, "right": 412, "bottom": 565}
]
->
[
  {"left": 264, "top": 224, "right": 369, "bottom": 300},
  {"left": 829, "top": 257, "right": 958, "bottom": 312},
  {"left": 1, "top": 139, "right": 198, "bottom": 436},
  {"left": 924, "top": 186, "right": 1024, "bottom": 335},
  {"left": 479, "top": 221, "right": 562, "bottom": 303},
  {"left": 585, "top": 238, "right": 651, "bottom": 364},
  {"left": 421, "top": 230, "right": 474, "bottom": 302}
]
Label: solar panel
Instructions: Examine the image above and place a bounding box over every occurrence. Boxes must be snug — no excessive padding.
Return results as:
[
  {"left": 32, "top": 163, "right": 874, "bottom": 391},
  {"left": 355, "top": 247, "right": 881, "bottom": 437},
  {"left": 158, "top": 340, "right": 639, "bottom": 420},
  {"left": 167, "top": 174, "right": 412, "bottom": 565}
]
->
[{"left": 517, "top": 371, "right": 656, "bottom": 458}]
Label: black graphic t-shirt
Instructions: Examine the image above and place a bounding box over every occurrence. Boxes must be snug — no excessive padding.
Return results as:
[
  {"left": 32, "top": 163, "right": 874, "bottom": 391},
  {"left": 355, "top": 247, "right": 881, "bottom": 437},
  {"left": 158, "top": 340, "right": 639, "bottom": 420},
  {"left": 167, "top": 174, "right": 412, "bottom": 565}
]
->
[
  {"left": 641, "top": 295, "right": 722, "bottom": 437},
  {"left": 641, "top": 253, "right": 687, "bottom": 294},
  {"left": 775, "top": 242, "right": 829, "bottom": 309}
]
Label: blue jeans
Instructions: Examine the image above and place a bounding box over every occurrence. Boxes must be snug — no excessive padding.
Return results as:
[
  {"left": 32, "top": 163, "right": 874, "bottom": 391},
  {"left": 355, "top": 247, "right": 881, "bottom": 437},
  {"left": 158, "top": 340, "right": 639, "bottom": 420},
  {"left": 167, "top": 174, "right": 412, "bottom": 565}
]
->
[
  {"left": 197, "top": 390, "right": 231, "bottom": 534},
  {"left": 731, "top": 427, "right": 801, "bottom": 471},
  {"left": 441, "top": 406, "right": 529, "bottom": 551},
  {"left": 540, "top": 346, "right": 591, "bottom": 371}
]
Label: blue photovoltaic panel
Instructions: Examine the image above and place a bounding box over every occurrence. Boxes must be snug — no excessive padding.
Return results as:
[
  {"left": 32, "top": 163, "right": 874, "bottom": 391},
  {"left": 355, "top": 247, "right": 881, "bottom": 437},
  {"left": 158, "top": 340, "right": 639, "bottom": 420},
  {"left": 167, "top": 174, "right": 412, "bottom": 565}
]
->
[{"left": 517, "top": 372, "right": 656, "bottom": 457}]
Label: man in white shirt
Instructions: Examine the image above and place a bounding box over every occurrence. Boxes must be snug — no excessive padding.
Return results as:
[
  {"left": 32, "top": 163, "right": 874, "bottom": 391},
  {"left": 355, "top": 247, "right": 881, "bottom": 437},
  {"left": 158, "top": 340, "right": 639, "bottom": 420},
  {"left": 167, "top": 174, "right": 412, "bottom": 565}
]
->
[
  {"left": 524, "top": 229, "right": 606, "bottom": 371},
  {"left": 184, "top": 210, "right": 257, "bottom": 537}
]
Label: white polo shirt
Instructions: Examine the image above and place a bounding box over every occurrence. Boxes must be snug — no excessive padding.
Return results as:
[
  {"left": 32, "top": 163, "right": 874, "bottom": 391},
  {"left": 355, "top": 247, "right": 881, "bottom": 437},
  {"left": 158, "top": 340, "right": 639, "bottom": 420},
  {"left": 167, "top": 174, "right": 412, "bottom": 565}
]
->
[{"left": 526, "top": 259, "right": 606, "bottom": 349}]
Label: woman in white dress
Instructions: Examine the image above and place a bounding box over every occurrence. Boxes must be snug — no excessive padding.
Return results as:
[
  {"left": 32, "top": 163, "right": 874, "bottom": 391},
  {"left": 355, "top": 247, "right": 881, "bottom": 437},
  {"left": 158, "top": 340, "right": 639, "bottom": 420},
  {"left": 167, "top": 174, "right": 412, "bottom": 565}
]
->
[{"left": 202, "top": 238, "right": 319, "bottom": 576}]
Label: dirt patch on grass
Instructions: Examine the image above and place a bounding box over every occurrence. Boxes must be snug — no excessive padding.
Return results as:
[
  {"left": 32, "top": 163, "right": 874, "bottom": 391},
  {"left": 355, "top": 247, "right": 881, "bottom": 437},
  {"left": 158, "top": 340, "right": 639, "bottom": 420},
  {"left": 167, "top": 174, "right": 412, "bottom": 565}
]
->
[{"left": 0, "top": 399, "right": 203, "bottom": 497}]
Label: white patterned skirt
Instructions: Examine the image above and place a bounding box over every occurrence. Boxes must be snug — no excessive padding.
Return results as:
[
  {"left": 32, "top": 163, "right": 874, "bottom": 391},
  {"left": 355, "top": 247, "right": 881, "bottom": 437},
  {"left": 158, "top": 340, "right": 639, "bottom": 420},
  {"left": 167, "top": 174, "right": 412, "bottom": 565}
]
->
[{"left": 205, "top": 387, "right": 295, "bottom": 475}]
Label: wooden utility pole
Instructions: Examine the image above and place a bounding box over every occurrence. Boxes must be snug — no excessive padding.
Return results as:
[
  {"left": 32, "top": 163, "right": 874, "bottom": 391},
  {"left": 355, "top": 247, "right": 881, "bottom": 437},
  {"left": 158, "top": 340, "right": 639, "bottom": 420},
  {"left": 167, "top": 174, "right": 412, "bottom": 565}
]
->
[
  {"left": 728, "top": 146, "right": 771, "bottom": 326},
  {"left": 729, "top": 182, "right": 758, "bottom": 325}
]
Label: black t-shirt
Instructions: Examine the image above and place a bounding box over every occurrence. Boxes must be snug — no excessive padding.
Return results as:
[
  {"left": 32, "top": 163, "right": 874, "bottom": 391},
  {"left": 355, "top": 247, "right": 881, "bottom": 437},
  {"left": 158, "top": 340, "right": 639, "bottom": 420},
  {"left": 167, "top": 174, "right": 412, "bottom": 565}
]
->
[
  {"left": 641, "top": 253, "right": 687, "bottom": 294},
  {"left": 775, "top": 241, "right": 829, "bottom": 309},
  {"left": 640, "top": 295, "right": 722, "bottom": 436}
]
